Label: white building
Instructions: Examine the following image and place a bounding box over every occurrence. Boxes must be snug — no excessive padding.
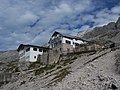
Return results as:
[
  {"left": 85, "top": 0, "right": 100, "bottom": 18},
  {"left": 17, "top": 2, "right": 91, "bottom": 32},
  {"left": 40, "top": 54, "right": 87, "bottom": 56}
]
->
[
  {"left": 49, "top": 31, "right": 87, "bottom": 52},
  {"left": 17, "top": 44, "right": 49, "bottom": 62}
]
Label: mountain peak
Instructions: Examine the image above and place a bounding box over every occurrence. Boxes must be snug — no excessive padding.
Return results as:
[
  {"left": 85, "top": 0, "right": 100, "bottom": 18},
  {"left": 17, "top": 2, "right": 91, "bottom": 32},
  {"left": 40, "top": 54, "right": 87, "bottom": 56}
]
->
[
  {"left": 116, "top": 17, "right": 120, "bottom": 29},
  {"left": 77, "top": 16, "right": 120, "bottom": 42}
]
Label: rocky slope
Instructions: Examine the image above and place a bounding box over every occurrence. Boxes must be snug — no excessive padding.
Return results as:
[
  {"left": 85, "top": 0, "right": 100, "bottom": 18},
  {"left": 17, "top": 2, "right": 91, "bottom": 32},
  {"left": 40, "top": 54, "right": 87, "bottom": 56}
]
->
[
  {"left": 0, "top": 50, "right": 19, "bottom": 63},
  {"left": 0, "top": 50, "right": 19, "bottom": 77},
  {"left": 1, "top": 48, "right": 120, "bottom": 90}
]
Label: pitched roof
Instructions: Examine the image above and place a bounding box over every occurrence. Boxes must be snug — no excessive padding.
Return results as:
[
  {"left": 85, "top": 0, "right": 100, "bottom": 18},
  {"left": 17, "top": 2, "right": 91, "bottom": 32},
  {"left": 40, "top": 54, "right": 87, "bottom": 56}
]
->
[
  {"left": 50, "top": 31, "right": 88, "bottom": 41},
  {"left": 17, "top": 44, "right": 49, "bottom": 52}
]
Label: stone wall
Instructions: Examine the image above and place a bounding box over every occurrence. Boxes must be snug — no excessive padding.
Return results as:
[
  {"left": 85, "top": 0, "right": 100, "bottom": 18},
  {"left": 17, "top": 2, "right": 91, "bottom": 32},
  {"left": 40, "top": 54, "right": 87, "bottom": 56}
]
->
[
  {"left": 41, "top": 52, "right": 49, "bottom": 64},
  {"left": 62, "top": 43, "right": 74, "bottom": 53},
  {"left": 41, "top": 43, "right": 104, "bottom": 64},
  {"left": 41, "top": 43, "right": 74, "bottom": 64},
  {"left": 0, "top": 73, "right": 12, "bottom": 82},
  {"left": 50, "top": 43, "right": 73, "bottom": 54},
  {"left": 74, "top": 43, "right": 103, "bottom": 53},
  {"left": 18, "top": 61, "right": 30, "bottom": 71},
  {"left": 41, "top": 49, "right": 61, "bottom": 64}
]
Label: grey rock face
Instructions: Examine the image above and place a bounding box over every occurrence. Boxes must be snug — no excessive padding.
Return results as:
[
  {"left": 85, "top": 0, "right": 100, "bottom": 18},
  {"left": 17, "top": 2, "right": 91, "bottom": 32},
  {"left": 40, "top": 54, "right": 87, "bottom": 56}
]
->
[
  {"left": 116, "top": 17, "right": 120, "bottom": 29},
  {"left": 105, "top": 22, "right": 116, "bottom": 30},
  {"left": 0, "top": 50, "right": 19, "bottom": 62},
  {"left": 78, "top": 17, "right": 120, "bottom": 41}
]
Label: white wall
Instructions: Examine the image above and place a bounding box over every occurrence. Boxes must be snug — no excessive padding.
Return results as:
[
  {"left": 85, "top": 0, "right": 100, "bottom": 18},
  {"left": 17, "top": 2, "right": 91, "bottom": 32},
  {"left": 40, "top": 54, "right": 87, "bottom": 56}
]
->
[
  {"left": 25, "top": 49, "right": 30, "bottom": 62},
  {"left": 62, "top": 37, "right": 73, "bottom": 44},
  {"left": 72, "top": 39, "right": 84, "bottom": 48},
  {"left": 19, "top": 47, "right": 44, "bottom": 62},
  {"left": 49, "top": 33, "right": 85, "bottom": 49},
  {"left": 62, "top": 37, "right": 84, "bottom": 48},
  {"left": 29, "top": 47, "right": 43, "bottom": 62},
  {"left": 19, "top": 47, "right": 27, "bottom": 62}
]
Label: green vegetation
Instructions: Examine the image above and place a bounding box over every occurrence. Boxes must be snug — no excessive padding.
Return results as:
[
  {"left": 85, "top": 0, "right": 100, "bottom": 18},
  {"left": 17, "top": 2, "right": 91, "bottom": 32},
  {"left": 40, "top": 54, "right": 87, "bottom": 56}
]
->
[
  {"left": 4, "top": 61, "right": 20, "bottom": 73},
  {"left": 61, "top": 56, "right": 77, "bottom": 66},
  {"left": 34, "top": 67, "right": 44, "bottom": 75},
  {"left": 0, "top": 62, "right": 4, "bottom": 65},
  {"left": 34, "top": 64, "right": 56, "bottom": 76},
  {"left": 28, "top": 62, "right": 44, "bottom": 69},
  {"left": 46, "top": 67, "right": 71, "bottom": 87},
  {"left": 111, "top": 47, "right": 120, "bottom": 51},
  {"left": 0, "top": 81, "right": 9, "bottom": 87},
  {"left": 56, "top": 66, "right": 62, "bottom": 69},
  {"left": 45, "top": 69, "right": 55, "bottom": 75},
  {"left": 45, "top": 65, "right": 63, "bottom": 75},
  {"left": 115, "top": 53, "right": 120, "bottom": 66},
  {"left": 0, "top": 81, "right": 4, "bottom": 87},
  {"left": 52, "top": 68, "right": 71, "bottom": 82}
]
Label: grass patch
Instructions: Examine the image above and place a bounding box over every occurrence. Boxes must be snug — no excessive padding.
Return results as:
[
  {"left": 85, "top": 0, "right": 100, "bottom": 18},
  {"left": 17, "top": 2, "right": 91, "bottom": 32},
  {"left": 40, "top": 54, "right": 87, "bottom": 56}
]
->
[
  {"left": 56, "top": 66, "right": 62, "bottom": 69},
  {"left": 61, "top": 56, "right": 77, "bottom": 66},
  {"left": 34, "top": 64, "right": 56, "bottom": 76},
  {"left": 52, "top": 68, "right": 71, "bottom": 81},
  {"left": 72, "top": 50, "right": 96, "bottom": 55},
  {"left": 0, "top": 81, "right": 4, "bottom": 87},
  {"left": 4, "top": 61, "right": 20, "bottom": 73},
  {"left": 34, "top": 67, "right": 44, "bottom": 76},
  {"left": 46, "top": 67, "right": 71, "bottom": 87},
  {"left": 115, "top": 53, "right": 120, "bottom": 66},
  {"left": 45, "top": 69, "right": 56, "bottom": 75},
  {"left": 45, "top": 66, "right": 62, "bottom": 75},
  {"left": 28, "top": 62, "right": 44, "bottom": 69},
  {"left": 0, "top": 81, "right": 9, "bottom": 87},
  {"left": 0, "top": 62, "right": 4, "bottom": 65},
  {"left": 111, "top": 47, "right": 120, "bottom": 51}
]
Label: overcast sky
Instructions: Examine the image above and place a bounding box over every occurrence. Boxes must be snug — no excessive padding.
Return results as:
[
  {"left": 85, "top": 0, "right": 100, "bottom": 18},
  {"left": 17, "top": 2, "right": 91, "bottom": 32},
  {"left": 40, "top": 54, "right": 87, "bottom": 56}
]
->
[{"left": 0, "top": 0, "right": 120, "bottom": 50}]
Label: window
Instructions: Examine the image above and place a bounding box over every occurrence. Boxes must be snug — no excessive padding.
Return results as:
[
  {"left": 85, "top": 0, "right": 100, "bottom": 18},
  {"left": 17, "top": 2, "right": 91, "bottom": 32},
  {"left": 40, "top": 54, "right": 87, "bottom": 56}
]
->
[
  {"left": 52, "top": 44, "right": 54, "bottom": 48},
  {"left": 66, "top": 40, "right": 71, "bottom": 44},
  {"left": 60, "top": 48, "right": 62, "bottom": 51},
  {"left": 43, "top": 50, "right": 46, "bottom": 52},
  {"left": 21, "top": 47, "right": 24, "bottom": 50},
  {"left": 54, "top": 42, "right": 58, "bottom": 47},
  {"left": 55, "top": 50, "right": 58, "bottom": 53},
  {"left": 34, "top": 56, "right": 36, "bottom": 59},
  {"left": 39, "top": 49, "right": 42, "bottom": 52},
  {"left": 33, "top": 48, "right": 37, "bottom": 51},
  {"left": 57, "top": 34, "right": 60, "bottom": 37},
  {"left": 26, "top": 48, "right": 30, "bottom": 52},
  {"left": 67, "top": 48, "right": 70, "bottom": 52},
  {"left": 75, "top": 43, "right": 79, "bottom": 46},
  {"left": 59, "top": 41, "right": 62, "bottom": 44}
]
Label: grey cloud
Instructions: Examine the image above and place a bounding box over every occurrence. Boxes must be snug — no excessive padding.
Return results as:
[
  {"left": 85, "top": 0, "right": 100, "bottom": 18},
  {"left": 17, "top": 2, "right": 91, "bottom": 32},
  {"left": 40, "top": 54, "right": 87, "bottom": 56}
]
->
[{"left": 0, "top": 0, "right": 120, "bottom": 50}]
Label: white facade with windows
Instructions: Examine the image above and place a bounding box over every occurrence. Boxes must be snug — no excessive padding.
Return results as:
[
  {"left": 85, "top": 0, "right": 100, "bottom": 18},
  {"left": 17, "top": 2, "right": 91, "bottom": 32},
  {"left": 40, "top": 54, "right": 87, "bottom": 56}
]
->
[
  {"left": 49, "top": 31, "right": 86, "bottom": 49},
  {"left": 17, "top": 32, "right": 87, "bottom": 63},
  {"left": 17, "top": 44, "right": 49, "bottom": 62},
  {"left": 62, "top": 37, "right": 84, "bottom": 48}
]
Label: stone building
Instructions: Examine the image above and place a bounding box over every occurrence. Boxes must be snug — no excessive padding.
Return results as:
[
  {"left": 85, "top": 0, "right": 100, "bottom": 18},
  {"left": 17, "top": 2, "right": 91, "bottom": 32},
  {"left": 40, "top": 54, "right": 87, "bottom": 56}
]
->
[
  {"left": 17, "top": 44, "right": 49, "bottom": 62},
  {"left": 49, "top": 31, "right": 87, "bottom": 54},
  {"left": 40, "top": 31, "right": 88, "bottom": 64},
  {"left": 17, "top": 31, "right": 104, "bottom": 64}
]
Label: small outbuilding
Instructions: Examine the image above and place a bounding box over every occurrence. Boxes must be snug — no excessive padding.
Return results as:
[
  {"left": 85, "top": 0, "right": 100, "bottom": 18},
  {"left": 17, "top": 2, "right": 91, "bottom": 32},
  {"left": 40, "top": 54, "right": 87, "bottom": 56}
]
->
[{"left": 17, "top": 44, "right": 49, "bottom": 62}]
